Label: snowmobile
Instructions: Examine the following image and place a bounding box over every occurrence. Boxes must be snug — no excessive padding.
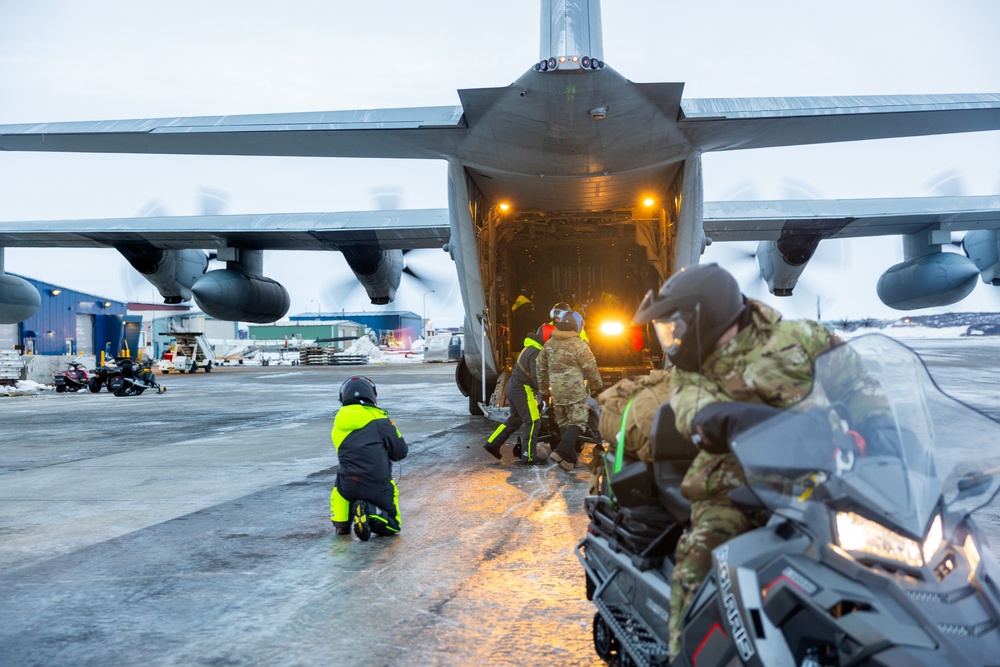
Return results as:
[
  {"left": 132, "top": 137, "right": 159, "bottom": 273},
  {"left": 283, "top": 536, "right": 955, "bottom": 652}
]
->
[
  {"left": 54, "top": 360, "right": 90, "bottom": 392},
  {"left": 113, "top": 358, "right": 166, "bottom": 396},
  {"left": 577, "top": 334, "right": 1000, "bottom": 666},
  {"left": 88, "top": 362, "right": 123, "bottom": 393}
]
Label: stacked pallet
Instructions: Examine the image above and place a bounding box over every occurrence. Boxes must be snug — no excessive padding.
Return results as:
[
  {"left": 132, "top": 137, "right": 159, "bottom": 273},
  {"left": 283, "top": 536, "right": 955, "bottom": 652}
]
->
[
  {"left": 299, "top": 345, "right": 333, "bottom": 365},
  {"left": 296, "top": 345, "right": 369, "bottom": 366},
  {"left": 330, "top": 354, "right": 369, "bottom": 366},
  {"left": 0, "top": 349, "right": 23, "bottom": 385}
]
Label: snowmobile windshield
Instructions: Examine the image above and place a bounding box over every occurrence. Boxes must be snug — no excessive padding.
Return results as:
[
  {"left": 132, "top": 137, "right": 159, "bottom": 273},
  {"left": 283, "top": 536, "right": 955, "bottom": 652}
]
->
[{"left": 730, "top": 334, "right": 1000, "bottom": 543}]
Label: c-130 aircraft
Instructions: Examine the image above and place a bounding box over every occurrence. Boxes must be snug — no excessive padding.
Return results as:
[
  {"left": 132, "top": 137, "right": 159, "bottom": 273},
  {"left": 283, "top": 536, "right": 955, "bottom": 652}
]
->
[{"left": 1, "top": 0, "right": 1000, "bottom": 414}]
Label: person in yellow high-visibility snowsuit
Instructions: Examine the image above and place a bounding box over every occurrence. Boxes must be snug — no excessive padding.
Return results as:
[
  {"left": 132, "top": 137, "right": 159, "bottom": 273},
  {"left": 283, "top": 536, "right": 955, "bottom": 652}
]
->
[
  {"left": 330, "top": 376, "right": 408, "bottom": 541},
  {"left": 484, "top": 331, "right": 546, "bottom": 464}
]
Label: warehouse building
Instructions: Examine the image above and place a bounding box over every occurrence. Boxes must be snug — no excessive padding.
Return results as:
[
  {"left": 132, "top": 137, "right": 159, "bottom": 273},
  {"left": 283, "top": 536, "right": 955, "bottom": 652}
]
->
[
  {"left": 289, "top": 311, "right": 421, "bottom": 349},
  {"left": 0, "top": 275, "right": 132, "bottom": 356}
]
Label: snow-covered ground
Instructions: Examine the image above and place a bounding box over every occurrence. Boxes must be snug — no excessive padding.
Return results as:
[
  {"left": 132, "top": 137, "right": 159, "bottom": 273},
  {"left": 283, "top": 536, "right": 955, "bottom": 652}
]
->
[{"left": 836, "top": 324, "right": 972, "bottom": 339}]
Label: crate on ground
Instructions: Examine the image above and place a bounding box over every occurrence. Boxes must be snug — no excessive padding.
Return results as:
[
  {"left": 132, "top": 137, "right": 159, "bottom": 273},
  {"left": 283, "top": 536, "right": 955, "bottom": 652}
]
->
[{"left": 0, "top": 349, "right": 24, "bottom": 384}]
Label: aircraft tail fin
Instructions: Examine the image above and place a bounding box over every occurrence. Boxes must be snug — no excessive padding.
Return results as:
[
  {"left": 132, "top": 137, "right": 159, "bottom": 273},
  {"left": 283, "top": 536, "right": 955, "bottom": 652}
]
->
[{"left": 538, "top": 0, "right": 604, "bottom": 71}]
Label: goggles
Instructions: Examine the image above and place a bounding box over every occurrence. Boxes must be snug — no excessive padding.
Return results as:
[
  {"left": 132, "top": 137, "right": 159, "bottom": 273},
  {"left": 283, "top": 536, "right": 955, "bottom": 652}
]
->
[
  {"left": 550, "top": 307, "right": 572, "bottom": 321},
  {"left": 652, "top": 311, "right": 688, "bottom": 356}
]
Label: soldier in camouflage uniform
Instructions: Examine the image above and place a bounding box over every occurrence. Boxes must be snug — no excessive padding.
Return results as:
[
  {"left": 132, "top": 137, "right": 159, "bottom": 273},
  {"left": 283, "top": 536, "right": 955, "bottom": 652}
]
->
[
  {"left": 536, "top": 303, "right": 603, "bottom": 471},
  {"left": 632, "top": 263, "right": 843, "bottom": 657}
]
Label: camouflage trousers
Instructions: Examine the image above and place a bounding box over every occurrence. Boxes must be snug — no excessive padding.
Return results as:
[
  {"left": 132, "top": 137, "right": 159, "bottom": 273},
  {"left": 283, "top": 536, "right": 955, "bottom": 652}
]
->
[
  {"left": 552, "top": 399, "right": 589, "bottom": 430},
  {"left": 668, "top": 498, "right": 759, "bottom": 656}
]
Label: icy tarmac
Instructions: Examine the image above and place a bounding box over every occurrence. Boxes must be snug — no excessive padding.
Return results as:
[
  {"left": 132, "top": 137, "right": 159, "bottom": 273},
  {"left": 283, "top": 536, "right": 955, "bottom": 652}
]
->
[{"left": 1, "top": 336, "right": 999, "bottom": 666}]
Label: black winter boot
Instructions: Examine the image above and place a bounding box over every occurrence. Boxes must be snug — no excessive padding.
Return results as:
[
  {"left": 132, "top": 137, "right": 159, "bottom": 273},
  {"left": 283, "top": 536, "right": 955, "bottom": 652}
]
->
[
  {"left": 484, "top": 424, "right": 509, "bottom": 460},
  {"left": 550, "top": 426, "right": 581, "bottom": 471}
]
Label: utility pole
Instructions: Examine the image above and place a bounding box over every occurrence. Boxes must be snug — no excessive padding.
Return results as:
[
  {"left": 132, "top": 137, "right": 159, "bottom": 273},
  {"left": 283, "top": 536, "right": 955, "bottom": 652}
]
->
[{"left": 422, "top": 290, "right": 435, "bottom": 337}]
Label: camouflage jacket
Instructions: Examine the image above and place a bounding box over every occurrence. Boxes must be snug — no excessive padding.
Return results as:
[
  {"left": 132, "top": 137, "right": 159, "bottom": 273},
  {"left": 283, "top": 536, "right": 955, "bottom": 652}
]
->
[
  {"left": 669, "top": 299, "right": 842, "bottom": 502},
  {"left": 537, "top": 329, "right": 603, "bottom": 405}
]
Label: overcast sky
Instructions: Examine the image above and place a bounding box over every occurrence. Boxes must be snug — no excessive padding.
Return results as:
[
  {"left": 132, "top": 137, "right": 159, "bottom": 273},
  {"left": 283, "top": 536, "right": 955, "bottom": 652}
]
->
[{"left": 2, "top": 0, "right": 1000, "bottom": 326}]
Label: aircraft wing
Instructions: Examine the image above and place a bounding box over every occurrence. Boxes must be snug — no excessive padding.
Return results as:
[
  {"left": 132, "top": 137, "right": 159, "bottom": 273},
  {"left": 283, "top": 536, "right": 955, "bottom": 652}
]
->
[
  {"left": 680, "top": 94, "right": 1000, "bottom": 151},
  {"left": 703, "top": 195, "right": 1000, "bottom": 242},
  {"left": 0, "top": 209, "right": 450, "bottom": 250},
  {"left": 0, "top": 107, "right": 466, "bottom": 159}
]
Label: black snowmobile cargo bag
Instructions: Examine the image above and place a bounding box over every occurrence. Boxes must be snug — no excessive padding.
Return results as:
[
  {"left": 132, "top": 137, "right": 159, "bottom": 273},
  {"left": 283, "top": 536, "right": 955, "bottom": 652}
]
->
[{"left": 586, "top": 496, "right": 679, "bottom": 568}]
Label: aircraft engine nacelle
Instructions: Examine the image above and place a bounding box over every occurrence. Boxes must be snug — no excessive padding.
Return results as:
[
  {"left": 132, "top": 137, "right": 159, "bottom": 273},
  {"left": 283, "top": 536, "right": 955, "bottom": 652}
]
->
[
  {"left": 342, "top": 246, "right": 403, "bottom": 305},
  {"left": 756, "top": 236, "right": 819, "bottom": 296},
  {"left": 0, "top": 273, "right": 41, "bottom": 323},
  {"left": 117, "top": 245, "right": 209, "bottom": 304},
  {"left": 962, "top": 229, "right": 1000, "bottom": 285},
  {"left": 191, "top": 269, "right": 290, "bottom": 323},
  {"left": 877, "top": 251, "right": 980, "bottom": 310}
]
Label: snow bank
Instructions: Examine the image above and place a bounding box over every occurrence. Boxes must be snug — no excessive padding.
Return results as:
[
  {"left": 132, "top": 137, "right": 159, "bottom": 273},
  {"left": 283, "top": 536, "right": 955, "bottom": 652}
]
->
[
  {"left": 341, "top": 336, "right": 385, "bottom": 362},
  {"left": 0, "top": 380, "right": 53, "bottom": 396}
]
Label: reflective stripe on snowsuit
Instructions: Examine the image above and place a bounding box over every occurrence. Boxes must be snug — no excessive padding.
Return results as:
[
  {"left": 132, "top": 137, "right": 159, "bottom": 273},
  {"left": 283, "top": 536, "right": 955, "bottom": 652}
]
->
[
  {"left": 487, "top": 382, "right": 541, "bottom": 461},
  {"left": 330, "top": 479, "right": 401, "bottom": 534},
  {"left": 487, "top": 334, "right": 544, "bottom": 461}
]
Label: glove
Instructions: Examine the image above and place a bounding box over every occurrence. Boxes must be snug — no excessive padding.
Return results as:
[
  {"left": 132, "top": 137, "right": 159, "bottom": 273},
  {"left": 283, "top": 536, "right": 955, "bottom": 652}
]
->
[
  {"left": 691, "top": 402, "right": 782, "bottom": 455},
  {"left": 854, "top": 414, "right": 902, "bottom": 457}
]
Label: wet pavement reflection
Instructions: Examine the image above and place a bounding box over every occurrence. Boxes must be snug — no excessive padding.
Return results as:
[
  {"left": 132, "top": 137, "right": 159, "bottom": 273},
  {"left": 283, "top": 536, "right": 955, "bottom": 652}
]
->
[
  {"left": 1, "top": 340, "right": 998, "bottom": 665},
  {"left": 0, "top": 363, "right": 605, "bottom": 666}
]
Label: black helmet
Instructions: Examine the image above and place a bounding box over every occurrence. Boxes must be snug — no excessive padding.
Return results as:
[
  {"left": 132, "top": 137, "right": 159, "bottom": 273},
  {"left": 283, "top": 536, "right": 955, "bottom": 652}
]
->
[
  {"left": 550, "top": 302, "right": 576, "bottom": 331},
  {"left": 632, "top": 264, "right": 745, "bottom": 372},
  {"left": 339, "top": 375, "right": 377, "bottom": 406}
]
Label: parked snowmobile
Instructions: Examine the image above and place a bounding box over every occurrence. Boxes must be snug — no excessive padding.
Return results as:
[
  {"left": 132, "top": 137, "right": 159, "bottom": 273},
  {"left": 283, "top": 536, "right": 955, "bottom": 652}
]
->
[
  {"left": 577, "top": 334, "right": 1000, "bottom": 666},
  {"left": 113, "top": 358, "right": 166, "bottom": 396},
  {"left": 88, "top": 362, "right": 123, "bottom": 393},
  {"left": 54, "top": 360, "right": 90, "bottom": 392}
]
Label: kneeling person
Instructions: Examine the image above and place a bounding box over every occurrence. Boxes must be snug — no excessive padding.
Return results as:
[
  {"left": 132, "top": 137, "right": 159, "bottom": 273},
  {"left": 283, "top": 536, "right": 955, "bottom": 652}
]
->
[{"left": 330, "top": 376, "right": 408, "bottom": 541}]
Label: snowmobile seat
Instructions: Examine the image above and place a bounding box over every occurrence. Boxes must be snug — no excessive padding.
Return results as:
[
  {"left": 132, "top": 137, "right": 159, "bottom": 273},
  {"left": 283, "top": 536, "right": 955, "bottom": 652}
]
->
[
  {"left": 649, "top": 403, "right": 698, "bottom": 524},
  {"left": 608, "top": 458, "right": 656, "bottom": 508}
]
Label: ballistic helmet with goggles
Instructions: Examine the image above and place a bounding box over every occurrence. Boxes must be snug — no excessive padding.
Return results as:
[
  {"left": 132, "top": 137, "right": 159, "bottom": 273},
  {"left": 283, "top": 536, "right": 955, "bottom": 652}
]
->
[
  {"left": 632, "top": 264, "right": 745, "bottom": 372},
  {"left": 339, "top": 375, "right": 378, "bottom": 406},
  {"left": 550, "top": 302, "right": 577, "bottom": 331}
]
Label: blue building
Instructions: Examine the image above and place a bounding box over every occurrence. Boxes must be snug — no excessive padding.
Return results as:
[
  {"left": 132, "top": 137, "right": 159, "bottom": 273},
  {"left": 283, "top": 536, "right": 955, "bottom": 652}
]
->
[
  {"left": 289, "top": 311, "right": 421, "bottom": 348},
  {"left": 1, "top": 275, "right": 132, "bottom": 356}
]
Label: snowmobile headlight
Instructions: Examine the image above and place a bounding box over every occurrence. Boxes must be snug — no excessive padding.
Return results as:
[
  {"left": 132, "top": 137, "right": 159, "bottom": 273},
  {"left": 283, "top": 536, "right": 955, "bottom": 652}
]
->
[
  {"left": 964, "top": 534, "right": 981, "bottom": 579},
  {"left": 835, "top": 512, "right": 942, "bottom": 568},
  {"left": 922, "top": 514, "right": 943, "bottom": 564},
  {"left": 599, "top": 321, "right": 624, "bottom": 336}
]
